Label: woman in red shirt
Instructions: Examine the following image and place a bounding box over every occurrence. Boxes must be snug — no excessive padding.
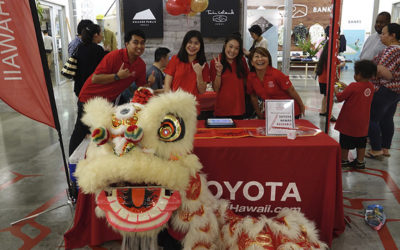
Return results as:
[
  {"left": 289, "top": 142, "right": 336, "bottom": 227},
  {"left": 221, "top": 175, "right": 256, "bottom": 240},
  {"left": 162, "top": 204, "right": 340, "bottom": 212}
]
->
[
  {"left": 164, "top": 30, "right": 210, "bottom": 101},
  {"left": 316, "top": 42, "right": 345, "bottom": 122},
  {"left": 247, "top": 47, "right": 305, "bottom": 119},
  {"left": 210, "top": 33, "right": 249, "bottom": 119}
]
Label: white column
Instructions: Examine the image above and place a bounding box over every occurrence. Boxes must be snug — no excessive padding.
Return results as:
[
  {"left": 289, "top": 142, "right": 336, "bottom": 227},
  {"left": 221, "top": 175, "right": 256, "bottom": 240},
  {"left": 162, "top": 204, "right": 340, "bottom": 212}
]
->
[{"left": 281, "top": 0, "right": 293, "bottom": 75}]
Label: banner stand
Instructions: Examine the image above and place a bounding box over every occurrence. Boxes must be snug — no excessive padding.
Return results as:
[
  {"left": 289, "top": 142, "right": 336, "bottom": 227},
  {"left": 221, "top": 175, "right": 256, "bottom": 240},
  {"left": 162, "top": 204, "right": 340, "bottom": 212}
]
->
[
  {"left": 10, "top": 0, "right": 76, "bottom": 226},
  {"left": 325, "top": 0, "right": 341, "bottom": 133}
]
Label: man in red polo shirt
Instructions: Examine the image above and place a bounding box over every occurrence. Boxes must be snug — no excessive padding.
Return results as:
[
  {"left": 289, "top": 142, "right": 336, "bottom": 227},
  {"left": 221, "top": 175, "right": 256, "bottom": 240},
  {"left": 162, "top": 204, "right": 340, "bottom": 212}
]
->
[
  {"left": 79, "top": 29, "right": 154, "bottom": 102},
  {"left": 69, "top": 29, "right": 154, "bottom": 156}
]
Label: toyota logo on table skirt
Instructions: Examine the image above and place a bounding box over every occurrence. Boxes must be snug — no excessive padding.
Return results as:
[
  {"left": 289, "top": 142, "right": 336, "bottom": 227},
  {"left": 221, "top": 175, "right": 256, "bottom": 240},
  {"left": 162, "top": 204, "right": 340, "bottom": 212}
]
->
[{"left": 213, "top": 15, "right": 227, "bottom": 23}]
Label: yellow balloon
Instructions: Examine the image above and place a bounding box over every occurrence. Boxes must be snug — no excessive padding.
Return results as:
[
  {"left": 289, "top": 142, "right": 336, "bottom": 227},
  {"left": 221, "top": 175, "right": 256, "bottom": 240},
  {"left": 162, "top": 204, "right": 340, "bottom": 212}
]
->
[
  {"left": 191, "top": 0, "right": 208, "bottom": 13},
  {"left": 188, "top": 11, "right": 198, "bottom": 17}
]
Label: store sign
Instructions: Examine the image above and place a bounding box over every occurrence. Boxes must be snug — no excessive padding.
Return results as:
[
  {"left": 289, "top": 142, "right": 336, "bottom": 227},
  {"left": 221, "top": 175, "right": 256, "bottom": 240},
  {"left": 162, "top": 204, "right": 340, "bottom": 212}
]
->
[
  {"left": 201, "top": 0, "right": 239, "bottom": 38},
  {"left": 277, "top": 4, "right": 308, "bottom": 18},
  {"left": 312, "top": 6, "right": 332, "bottom": 13},
  {"left": 122, "top": 0, "right": 163, "bottom": 38}
]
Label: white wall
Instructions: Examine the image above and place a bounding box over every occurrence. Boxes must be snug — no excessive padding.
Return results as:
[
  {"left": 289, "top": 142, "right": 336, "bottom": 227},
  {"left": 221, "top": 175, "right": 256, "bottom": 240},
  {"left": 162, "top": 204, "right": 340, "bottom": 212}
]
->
[
  {"left": 76, "top": 0, "right": 116, "bottom": 21},
  {"left": 379, "top": 0, "right": 398, "bottom": 15},
  {"left": 341, "top": 0, "right": 374, "bottom": 32},
  {"left": 42, "top": 0, "right": 69, "bottom": 7}
]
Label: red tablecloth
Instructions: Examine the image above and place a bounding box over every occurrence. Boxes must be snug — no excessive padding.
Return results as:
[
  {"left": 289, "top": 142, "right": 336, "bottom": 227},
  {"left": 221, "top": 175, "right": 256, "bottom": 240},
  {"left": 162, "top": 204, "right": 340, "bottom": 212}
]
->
[
  {"left": 64, "top": 192, "right": 121, "bottom": 249},
  {"left": 198, "top": 91, "right": 216, "bottom": 111},
  {"left": 194, "top": 119, "right": 345, "bottom": 246},
  {"left": 64, "top": 119, "right": 344, "bottom": 248}
]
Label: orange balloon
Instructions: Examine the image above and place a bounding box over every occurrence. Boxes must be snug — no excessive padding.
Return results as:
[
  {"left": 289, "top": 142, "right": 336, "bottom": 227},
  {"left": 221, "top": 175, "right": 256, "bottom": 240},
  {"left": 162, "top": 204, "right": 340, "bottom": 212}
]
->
[{"left": 190, "top": 0, "right": 208, "bottom": 13}]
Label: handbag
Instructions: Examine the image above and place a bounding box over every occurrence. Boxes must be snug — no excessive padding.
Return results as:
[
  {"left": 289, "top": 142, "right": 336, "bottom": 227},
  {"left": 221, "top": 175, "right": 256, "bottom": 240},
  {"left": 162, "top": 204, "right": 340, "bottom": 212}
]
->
[
  {"left": 61, "top": 45, "right": 80, "bottom": 79},
  {"left": 61, "top": 55, "right": 78, "bottom": 79}
]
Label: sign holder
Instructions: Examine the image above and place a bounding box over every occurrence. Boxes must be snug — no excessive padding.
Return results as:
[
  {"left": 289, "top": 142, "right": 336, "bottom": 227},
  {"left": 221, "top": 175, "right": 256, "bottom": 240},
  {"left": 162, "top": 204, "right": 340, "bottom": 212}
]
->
[{"left": 265, "top": 100, "right": 295, "bottom": 136}]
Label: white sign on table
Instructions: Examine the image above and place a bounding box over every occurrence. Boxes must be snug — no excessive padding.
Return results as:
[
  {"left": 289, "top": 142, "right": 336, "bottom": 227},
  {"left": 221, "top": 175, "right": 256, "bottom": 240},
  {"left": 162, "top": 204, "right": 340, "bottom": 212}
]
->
[{"left": 265, "top": 100, "right": 295, "bottom": 136}]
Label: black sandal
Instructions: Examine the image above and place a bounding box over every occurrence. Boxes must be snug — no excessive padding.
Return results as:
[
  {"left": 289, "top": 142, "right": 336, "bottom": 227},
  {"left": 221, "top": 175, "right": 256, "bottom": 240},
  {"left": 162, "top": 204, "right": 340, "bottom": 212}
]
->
[{"left": 365, "top": 151, "right": 384, "bottom": 160}]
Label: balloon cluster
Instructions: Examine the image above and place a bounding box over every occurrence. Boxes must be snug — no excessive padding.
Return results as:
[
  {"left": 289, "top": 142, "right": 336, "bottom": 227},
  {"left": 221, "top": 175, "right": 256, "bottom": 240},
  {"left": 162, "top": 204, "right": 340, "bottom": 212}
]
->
[{"left": 166, "top": 0, "right": 209, "bottom": 16}]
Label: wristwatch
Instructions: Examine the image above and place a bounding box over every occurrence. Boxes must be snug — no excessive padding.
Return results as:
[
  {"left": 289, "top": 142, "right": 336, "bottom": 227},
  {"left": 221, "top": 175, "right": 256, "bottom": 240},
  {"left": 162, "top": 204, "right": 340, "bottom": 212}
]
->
[{"left": 114, "top": 73, "right": 120, "bottom": 81}]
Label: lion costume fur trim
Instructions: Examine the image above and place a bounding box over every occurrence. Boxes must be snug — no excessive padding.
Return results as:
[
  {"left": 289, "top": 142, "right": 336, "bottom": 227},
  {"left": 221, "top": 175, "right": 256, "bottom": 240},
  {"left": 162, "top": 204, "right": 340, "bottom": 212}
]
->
[
  {"left": 75, "top": 148, "right": 201, "bottom": 194},
  {"left": 76, "top": 91, "right": 200, "bottom": 193},
  {"left": 81, "top": 97, "right": 115, "bottom": 129},
  {"left": 138, "top": 90, "right": 198, "bottom": 160}
]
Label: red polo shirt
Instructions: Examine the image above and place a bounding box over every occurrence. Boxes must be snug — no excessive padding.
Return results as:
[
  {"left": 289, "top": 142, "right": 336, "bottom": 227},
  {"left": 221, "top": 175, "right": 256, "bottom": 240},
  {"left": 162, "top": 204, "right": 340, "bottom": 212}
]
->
[
  {"left": 210, "top": 55, "right": 248, "bottom": 116},
  {"left": 334, "top": 81, "right": 374, "bottom": 137},
  {"left": 247, "top": 66, "right": 300, "bottom": 116},
  {"left": 79, "top": 48, "right": 146, "bottom": 103},
  {"left": 164, "top": 55, "right": 210, "bottom": 98}
]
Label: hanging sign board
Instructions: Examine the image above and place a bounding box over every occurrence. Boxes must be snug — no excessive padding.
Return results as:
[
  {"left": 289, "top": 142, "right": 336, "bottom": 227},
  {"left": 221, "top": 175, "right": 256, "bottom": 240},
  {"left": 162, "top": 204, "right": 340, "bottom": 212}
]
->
[
  {"left": 122, "top": 0, "right": 163, "bottom": 38},
  {"left": 201, "top": 0, "right": 240, "bottom": 37},
  {"left": 265, "top": 100, "right": 295, "bottom": 136}
]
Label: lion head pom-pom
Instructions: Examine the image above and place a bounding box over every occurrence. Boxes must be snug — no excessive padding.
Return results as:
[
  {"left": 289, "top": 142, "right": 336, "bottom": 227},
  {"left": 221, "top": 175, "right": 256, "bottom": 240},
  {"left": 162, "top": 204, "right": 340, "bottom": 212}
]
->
[
  {"left": 91, "top": 127, "right": 109, "bottom": 145},
  {"left": 124, "top": 125, "right": 143, "bottom": 143}
]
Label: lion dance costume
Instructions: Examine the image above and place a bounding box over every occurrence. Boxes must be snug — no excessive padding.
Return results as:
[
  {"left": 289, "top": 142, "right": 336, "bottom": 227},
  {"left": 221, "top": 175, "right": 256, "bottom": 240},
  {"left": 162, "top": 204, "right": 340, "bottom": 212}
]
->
[{"left": 75, "top": 88, "right": 327, "bottom": 249}]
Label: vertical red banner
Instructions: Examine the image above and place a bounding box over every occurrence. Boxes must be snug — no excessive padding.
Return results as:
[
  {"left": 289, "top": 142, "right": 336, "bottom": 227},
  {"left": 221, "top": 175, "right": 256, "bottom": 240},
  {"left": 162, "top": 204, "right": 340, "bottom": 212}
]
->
[
  {"left": 325, "top": 0, "right": 341, "bottom": 132},
  {"left": 0, "top": 0, "right": 55, "bottom": 128}
]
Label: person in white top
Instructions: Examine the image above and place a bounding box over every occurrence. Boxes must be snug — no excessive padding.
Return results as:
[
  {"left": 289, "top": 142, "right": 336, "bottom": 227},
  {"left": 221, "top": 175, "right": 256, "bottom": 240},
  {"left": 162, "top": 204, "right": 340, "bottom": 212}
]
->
[
  {"left": 42, "top": 30, "right": 53, "bottom": 70},
  {"left": 244, "top": 25, "right": 268, "bottom": 57},
  {"left": 359, "top": 12, "right": 391, "bottom": 60}
]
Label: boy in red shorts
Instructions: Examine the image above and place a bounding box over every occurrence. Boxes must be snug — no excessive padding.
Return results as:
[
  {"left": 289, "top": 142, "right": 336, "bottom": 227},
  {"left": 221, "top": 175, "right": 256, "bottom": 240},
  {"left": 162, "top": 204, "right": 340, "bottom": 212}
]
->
[{"left": 334, "top": 60, "right": 377, "bottom": 169}]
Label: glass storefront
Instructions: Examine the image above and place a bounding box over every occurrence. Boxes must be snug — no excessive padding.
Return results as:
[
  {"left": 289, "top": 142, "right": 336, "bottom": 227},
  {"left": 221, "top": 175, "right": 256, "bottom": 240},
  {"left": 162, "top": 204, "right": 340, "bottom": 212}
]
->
[
  {"left": 244, "top": 0, "right": 332, "bottom": 74},
  {"left": 40, "top": 3, "right": 69, "bottom": 85}
]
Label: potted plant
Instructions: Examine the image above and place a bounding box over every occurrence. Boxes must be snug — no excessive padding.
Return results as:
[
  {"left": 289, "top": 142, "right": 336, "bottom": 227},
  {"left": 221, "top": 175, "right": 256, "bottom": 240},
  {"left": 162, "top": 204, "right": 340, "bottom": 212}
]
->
[
  {"left": 36, "top": 0, "right": 44, "bottom": 22},
  {"left": 296, "top": 36, "right": 323, "bottom": 58}
]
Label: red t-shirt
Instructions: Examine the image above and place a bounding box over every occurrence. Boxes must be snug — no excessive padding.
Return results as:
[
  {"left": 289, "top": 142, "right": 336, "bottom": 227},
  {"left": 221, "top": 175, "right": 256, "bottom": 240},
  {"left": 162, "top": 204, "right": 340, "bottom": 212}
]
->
[
  {"left": 164, "top": 55, "right": 210, "bottom": 98},
  {"left": 79, "top": 48, "right": 146, "bottom": 103},
  {"left": 247, "top": 66, "right": 301, "bottom": 116},
  {"left": 210, "top": 55, "right": 249, "bottom": 116},
  {"left": 334, "top": 81, "right": 374, "bottom": 137}
]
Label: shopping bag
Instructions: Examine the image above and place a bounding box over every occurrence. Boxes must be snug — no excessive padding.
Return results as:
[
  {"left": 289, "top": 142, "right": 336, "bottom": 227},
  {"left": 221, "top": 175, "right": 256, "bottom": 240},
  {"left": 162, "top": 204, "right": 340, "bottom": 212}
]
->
[{"left": 61, "top": 55, "right": 78, "bottom": 79}]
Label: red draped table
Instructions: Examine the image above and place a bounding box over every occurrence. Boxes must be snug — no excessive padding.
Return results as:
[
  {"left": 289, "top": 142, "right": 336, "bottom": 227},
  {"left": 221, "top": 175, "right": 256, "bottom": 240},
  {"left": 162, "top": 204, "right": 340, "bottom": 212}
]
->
[
  {"left": 194, "top": 119, "right": 345, "bottom": 246},
  {"left": 64, "top": 119, "right": 344, "bottom": 248},
  {"left": 198, "top": 91, "right": 216, "bottom": 111}
]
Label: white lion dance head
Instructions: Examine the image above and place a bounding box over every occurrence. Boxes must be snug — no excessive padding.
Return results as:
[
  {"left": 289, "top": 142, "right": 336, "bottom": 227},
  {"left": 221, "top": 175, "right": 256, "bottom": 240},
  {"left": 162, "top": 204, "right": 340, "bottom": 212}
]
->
[{"left": 75, "top": 88, "right": 327, "bottom": 249}]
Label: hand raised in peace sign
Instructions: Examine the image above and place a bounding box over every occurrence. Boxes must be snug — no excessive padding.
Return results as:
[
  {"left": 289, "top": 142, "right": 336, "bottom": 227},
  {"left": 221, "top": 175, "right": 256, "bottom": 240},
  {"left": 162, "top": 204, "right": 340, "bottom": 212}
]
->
[{"left": 213, "top": 55, "right": 223, "bottom": 75}]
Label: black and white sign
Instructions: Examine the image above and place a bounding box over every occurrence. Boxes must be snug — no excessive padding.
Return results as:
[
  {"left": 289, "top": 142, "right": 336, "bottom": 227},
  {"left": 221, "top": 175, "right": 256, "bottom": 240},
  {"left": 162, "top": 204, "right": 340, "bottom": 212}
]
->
[
  {"left": 265, "top": 100, "right": 295, "bottom": 136},
  {"left": 123, "top": 0, "right": 163, "bottom": 38},
  {"left": 201, "top": 0, "right": 240, "bottom": 38}
]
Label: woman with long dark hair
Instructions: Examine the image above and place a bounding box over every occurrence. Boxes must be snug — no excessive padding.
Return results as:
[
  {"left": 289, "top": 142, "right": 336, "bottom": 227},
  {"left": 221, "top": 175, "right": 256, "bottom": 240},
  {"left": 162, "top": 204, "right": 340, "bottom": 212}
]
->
[
  {"left": 69, "top": 23, "right": 107, "bottom": 156},
  {"left": 72, "top": 24, "right": 107, "bottom": 97},
  {"left": 163, "top": 30, "right": 210, "bottom": 102},
  {"left": 210, "top": 33, "right": 248, "bottom": 119}
]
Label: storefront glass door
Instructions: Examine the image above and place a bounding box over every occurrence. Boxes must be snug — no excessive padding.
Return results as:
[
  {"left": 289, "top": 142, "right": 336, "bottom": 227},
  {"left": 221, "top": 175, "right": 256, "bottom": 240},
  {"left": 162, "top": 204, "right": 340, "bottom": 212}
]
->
[
  {"left": 40, "top": 3, "right": 68, "bottom": 85},
  {"left": 244, "top": 0, "right": 332, "bottom": 72}
]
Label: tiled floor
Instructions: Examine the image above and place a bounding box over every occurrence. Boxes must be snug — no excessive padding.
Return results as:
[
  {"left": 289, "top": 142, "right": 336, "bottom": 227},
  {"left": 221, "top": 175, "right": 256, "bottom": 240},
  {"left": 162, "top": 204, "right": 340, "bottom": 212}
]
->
[{"left": 0, "top": 65, "right": 399, "bottom": 249}]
